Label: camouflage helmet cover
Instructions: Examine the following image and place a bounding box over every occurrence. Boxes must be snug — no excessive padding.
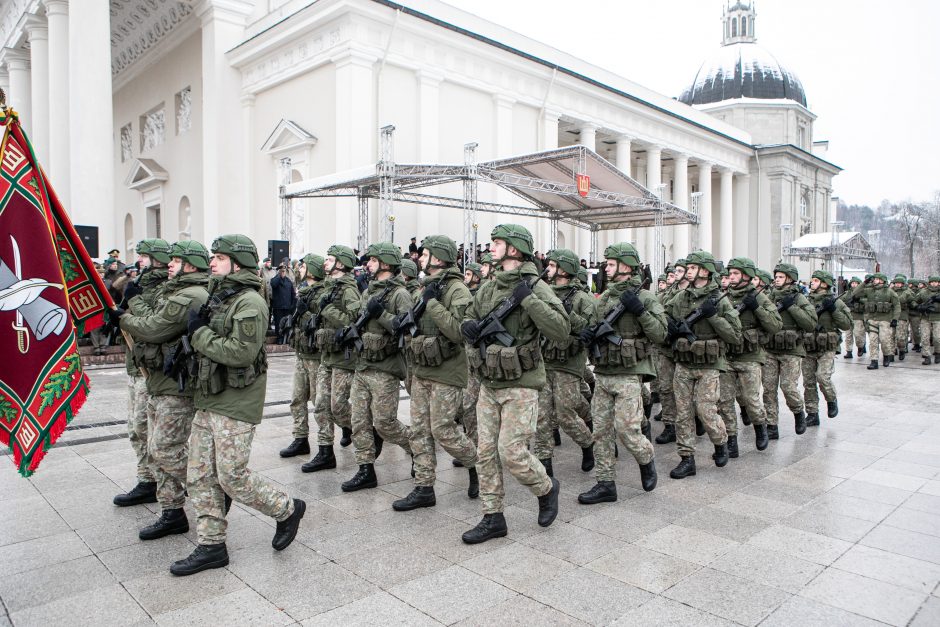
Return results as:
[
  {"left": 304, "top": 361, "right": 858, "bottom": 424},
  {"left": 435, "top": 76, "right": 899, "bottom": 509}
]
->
[
  {"left": 420, "top": 235, "right": 458, "bottom": 264},
  {"left": 400, "top": 258, "right": 418, "bottom": 278},
  {"left": 811, "top": 269, "right": 834, "bottom": 286},
  {"left": 326, "top": 244, "right": 357, "bottom": 270},
  {"left": 302, "top": 253, "right": 326, "bottom": 280},
  {"left": 773, "top": 262, "right": 800, "bottom": 282},
  {"left": 170, "top": 240, "right": 210, "bottom": 270},
  {"left": 465, "top": 262, "right": 482, "bottom": 278},
  {"left": 546, "top": 248, "right": 581, "bottom": 276},
  {"left": 686, "top": 250, "right": 718, "bottom": 275},
  {"left": 726, "top": 256, "right": 758, "bottom": 278},
  {"left": 490, "top": 224, "right": 534, "bottom": 257},
  {"left": 137, "top": 238, "right": 173, "bottom": 264},
  {"left": 604, "top": 242, "right": 642, "bottom": 268},
  {"left": 365, "top": 242, "right": 402, "bottom": 267},
  {"left": 211, "top": 234, "right": 259, "bottom": 269}
]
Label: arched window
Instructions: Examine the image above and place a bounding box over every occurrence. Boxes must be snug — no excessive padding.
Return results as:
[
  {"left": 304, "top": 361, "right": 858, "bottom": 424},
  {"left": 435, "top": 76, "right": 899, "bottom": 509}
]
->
[
  {"left": 178, "top": 196, "right": 191, "bottom": 240},
  {"left": 742, "top": 17, "right": 747, "bottom": 36},
  {"left": 124, "top": 213, "right": 134, "bottom": 259},
  {"left": 732, "top": 19, "right": 737, "bottom": 37},
  {"left": 556, "top": 230, "right": 566, "bottom": 249}
]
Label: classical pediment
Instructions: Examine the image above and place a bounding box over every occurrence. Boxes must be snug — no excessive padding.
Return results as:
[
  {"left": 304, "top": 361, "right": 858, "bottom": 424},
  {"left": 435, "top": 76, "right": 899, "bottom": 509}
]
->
[
  {"left": 261, "top": 119, "right": 318, "bottom": 157},
  {"left": 124, "top": 158, "right": 169, "bottom": 191}
]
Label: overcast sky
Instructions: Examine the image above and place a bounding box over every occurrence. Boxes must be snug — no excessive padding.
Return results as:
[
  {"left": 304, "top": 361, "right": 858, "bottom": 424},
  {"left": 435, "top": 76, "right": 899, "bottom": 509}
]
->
[{"left": 442, "top": 0, "right": 940, "bottom": 208}]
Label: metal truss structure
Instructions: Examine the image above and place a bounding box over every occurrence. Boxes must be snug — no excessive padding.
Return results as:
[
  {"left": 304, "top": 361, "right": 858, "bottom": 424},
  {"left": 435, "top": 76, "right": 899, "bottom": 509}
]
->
[
  {"left": 282, "top": 129, "right": 698, "bottom": 261},
  {"left": 783, "top": 231, "right": 877, "bottom": 276}
]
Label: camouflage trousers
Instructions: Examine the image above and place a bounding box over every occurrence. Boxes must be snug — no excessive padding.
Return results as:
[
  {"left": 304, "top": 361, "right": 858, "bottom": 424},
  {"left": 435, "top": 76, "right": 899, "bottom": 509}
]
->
[
  {"left": 477, "top": 386, "right": 552, "bottom": 514},
  {"left": 289, "top": 357, "right": 317, "bottom": 440},
  {"left": 350, "top": 369, "right": 411, "bottom": 465},
  {"left": 147, "top": 394, "right": 195, "bottom": 509},
  {"left": 849, "top": 319, "right": 867, "bottom": 351},
  {"left": 921, "top": 320, "right": 940, "bottom": 356},
  {"left": 459, "top": 372, "right": 481, "bottom": 445},
  {"left": 410, "top": 378, "right": 477, "bottom": 487},
  {"left": 534, "top": 370, "right": 593, "bottom": 460},
  {"left": 674, "top": 364, "right": 727, "bottom": 458},
  {"left": 188, "top": 410, "right": 293, "bottom": 545},
  {"left": 592, "top": 374, "right": 654, "bottom": 482},
  {"left": 314, "top": 364, "right": 353, "bottom": 447},
  {"left": 718, "top": 360, "right": 767, "bottom": 435},
  {"left": 910, "top": 315, "right": 923, "bottom": 346},
  {"left": 762, "top": 352, "right": 804, "bottom": 426},
  {"left": 657, "top": 352, "right": 677, "bottom": 425},
  {"left": 895, "top": 320, "right": 910, "bottom": 352},
  {"left": 866, "top": 320, "right": 894, "bottom": 362},
  {"left": 127, "top": 375, "right": 154, "bottom": 483},
  {"left": 802, "top": 352, "right": 836, "bottom": 414}
]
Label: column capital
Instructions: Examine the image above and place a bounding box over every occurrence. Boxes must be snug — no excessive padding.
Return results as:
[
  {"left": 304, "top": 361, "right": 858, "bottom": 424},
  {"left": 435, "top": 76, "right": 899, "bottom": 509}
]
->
[
  {"left": 196, "top": 0, "right": 254, "bottom": 26},
  {"left": 670, "top": 151, "right": 690, "bottom": 163},
  {"left": 23, "top": 14, "right": 49, "bottom": 40},
  {"left": 615, "top": 133, "right": 634, "bottom": 143},
  {"left": 1, "top": 48, "right": 30, "bottom": 69},
  {"left": 541, "top": 106, "right": 562, "bottom": 122},
  {"left": 493, "top": 93, "right": 516, "bottom": 107},
  {"left": 719, "top": 166, "right": 735, "bottom": 176},
  {"left": 578, "top": 122, "right": 599, "bottom": 132},
  {"left": 415, "top": 68, "right": 444, "bottom": 86},
  {"left": 645, "top": 144, "right": 662, "bottom": 156},
  {"left": 330, "top": 47, "right": 379, "bottom": 70},
  {"left": 240, "top": 93, "right": 256, "bottom": 107},
  {"left": 694, "top": 160, "right": 714, "bottom": 170},
  {"left": 42, "top": 0, "right": 69, "bottom": 17}
]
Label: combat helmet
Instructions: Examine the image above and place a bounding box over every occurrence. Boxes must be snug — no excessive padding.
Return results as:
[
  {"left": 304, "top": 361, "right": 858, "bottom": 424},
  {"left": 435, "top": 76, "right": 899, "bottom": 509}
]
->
[
  {"left": 302, "top": 253, "right": 325, "bottom": 280},
  {"left": 755, "top": 269, "right": 773, "bottom": 286},
  {"left": 365, "top": 242, "right": 402, "bottom": 268},
  {"left": 465, "top": 262, "right": 482, "bottom": 279},
  {"left": 686, "top": 250, "right": 719, "bottom": 275},
  {"left": 727, "top": 256, "right": 758, "bottom": 278},
  {"left": 893, "top": 273, "right": 907, "bottom": 283},
  {"left": 137, "top": 238, "right": 172, "bottom": 264},
  {"left": 420, "top": 235, "right": 458, "bottom": 264},
  {"left": 811, "top": 270, "right": 834, "bottom": 287},
  {"left": 674, "top": 258, "right": 688, "bottom": 269},
  {"left": 211, "top": 234, "right": 259, "bottom": 269},
  {"left": 491, "top": 224, "right": 534, "bottom": 257},
  {"left": 604, "top": 242, "right": 642, "bottom": 268},
  {"left": 928, "top": 275, "right": 940, "bottom": 284},
  {"left": 326, "top": 244, "right": 357, "bottom": 271},
  {"left": 546, "top": 248, "right": 581, "bottom": 277},
  {"left": 481, "top": 252, "right": 494, "bottom": 266},
  {"left": 773, "top": 262, "right": 799, "bottom": 282},
  {"left": 872, "top": 272, "right": 888, "bottom": 282},
  {"left": 170, "top": 240, "right": 210, "bottom": 270},
  {"left": 400, "top": 258, "right": 418, "bottom": 279}
]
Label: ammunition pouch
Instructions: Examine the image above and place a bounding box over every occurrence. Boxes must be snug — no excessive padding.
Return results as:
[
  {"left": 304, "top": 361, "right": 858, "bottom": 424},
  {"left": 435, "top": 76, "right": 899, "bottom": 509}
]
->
[
  {"left": 315, "top": 327, "right": 341, "bottom": 353},
  {"left": 360, "top": 332, "right": 397, "bottom": 362},
  {"left": 133, "top": 342, "right": 164, "bottom": 371},
  {"left": 542, "top": 336, "right": 578, "bottom": 363},
  {"left": 467, "top": 338, "right": 541, "bottom": 381},
  {"left": 197, "top": 350, "right": 267, "bottom": 395},
  {"left": 406, "top": 334, "right": 457, "bottom": 368},
  {"left": 728, "top": 328, "right": 762, "bottom": 356},
  {"left": 588, "top": 337, "right": 650, "bottom": 368},
  {"left": 866, "top": 301, "right": 891, "bottom": 314},
  {"left": 803, "top": 330, "right": 841, "bottom": 353},
  {"left": 674, "top": 338, "right": 721, "bottom": 365},
  {"left": 770, "top": 329, "right": 801, "bottom": 351}
]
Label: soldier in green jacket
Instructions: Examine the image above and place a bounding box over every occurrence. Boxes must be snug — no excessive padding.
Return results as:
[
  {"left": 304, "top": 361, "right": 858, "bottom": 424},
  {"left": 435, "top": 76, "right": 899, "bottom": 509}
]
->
[
  {"left": 891, "top": 274, "right": 913, "bottom": 360},
  {"left": 914, "top": 275, "right": 940, "bottom": 365},
  {"left": 117, "top": 240, "right": 210, "bottom": 540},
  {"left": 718, "top": 257, "right": 781, "bottom": 455},
  {"left": 393, "top": 235, "right": 479, "bottom": 510},
  {"left": 341, "top": 242, "right": 415, "bottom": 492},
  {"left": 112, "top": 238, "right": 172, "bottom": 507},
  {"left": 802, "top": 270, "right": 852, "bottom": 426},
  {"left": 171, "top": 235, "right": 305, "bottom": 577},
  {"left": 852, "top": 272, "right": 901, "bottom": 369},
  {"left": 578, "top": 243, "right": 665, "bottom": 503},
  {"left": 764, "top": 263, "right": 817, "bottom": 438},
  {"left": 401, "top": 258, "right": 422, "bottom": 297},
  {"left": 654, "top": 258, "right": 688, "bottom": 444},
  {"left": 665, "top": 251, "right": 742, "bottom": 479},
  {"left": 840, "top": 277, "right": 867, "bottom": 358},
  {"left": 533, "top": 249, "right": 596, "bottom": 478},
  {"left": 908, "top": 278, "right": 923, "bottom": 352},
  {"left": 460, "top": 224, "right": 570, "bottom": 544},
  {"left": 480, "top": 252, "right": 495, "bottom": 281},
  {"left": 464, "top": 262, "right": 483, "bottom": 294}
]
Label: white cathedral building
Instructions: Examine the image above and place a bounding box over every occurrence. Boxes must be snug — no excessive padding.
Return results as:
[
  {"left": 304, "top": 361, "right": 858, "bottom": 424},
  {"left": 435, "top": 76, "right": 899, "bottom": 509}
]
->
[{"left": 0, "top": 0, "right": 840, "bottom": 273}]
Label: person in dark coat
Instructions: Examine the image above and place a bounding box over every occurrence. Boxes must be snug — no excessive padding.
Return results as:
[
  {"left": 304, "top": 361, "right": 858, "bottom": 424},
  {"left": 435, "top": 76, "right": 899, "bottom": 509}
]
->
[{"left": 270, "top": 265, "right": 297, "bottom": 344}]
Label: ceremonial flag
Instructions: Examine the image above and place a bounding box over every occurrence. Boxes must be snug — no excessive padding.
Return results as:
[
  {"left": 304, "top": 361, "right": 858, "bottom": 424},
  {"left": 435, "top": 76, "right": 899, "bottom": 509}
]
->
[{"left": 0, "top": 104, "right": 115, "bottom": 476}]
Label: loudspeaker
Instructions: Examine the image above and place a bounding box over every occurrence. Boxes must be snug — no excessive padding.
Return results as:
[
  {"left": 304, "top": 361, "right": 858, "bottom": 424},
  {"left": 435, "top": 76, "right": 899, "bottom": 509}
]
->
[
  {"left": 268, "top": 239, "right": 290, "bottom": 265},
  {"left": 75, "top": 225, "right": 99, "bottom": 258}
]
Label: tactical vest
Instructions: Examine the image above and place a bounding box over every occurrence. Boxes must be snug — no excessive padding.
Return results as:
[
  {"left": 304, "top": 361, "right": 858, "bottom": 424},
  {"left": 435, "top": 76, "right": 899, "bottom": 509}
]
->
[
  {"left": 671, "top": 289, "right": 723, "bottom": 365},
  {"left": 130, "top": 270, "right": 171, "bottom": 372},
  {"left": 864, "top": 287, "right": 895, "bottom": 314},
  {"left": 196, "top": 287, "right": 268, "bottom": 395},
  {"left": 542, "top": 286, "right": 583, "bottom": 364},
  {"left": 726, "top": 293, "right": 765, "bottom": 356},
  {"left": 405, "top": 278, "right": 461, "bottom": 368},
  {"left": 293, "top": 283, "right": 325, "bottom": 358}
]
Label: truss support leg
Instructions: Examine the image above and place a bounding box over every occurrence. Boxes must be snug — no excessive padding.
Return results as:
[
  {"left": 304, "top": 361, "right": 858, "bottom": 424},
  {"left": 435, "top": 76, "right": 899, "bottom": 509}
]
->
[
  {"left": 379, "top": 125, "right": 395, "bottom": 242},
  {"left": 358, "top": 192, "right": 368, "bottom": 253},
  {"left": 278, "top": 157, "right": 293, "bottom": 241},
  {"left": 550, "top": 217, "right": 558, "bottom": 250},
  {"left": 590, "top": 227, "right": 599, "bottom": 266},
  {"left": 463, "top": 142, "right": 479, "bottom": 268}
]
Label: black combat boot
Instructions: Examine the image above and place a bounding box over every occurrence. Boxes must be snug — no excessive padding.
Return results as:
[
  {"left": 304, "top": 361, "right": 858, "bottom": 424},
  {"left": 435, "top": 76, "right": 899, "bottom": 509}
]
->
[
  {"left": 301, "top": 446, "right": 336, "bottom": 473},
  {"left": 767, "top": 424, "right": 779, "bottom": 440},
  {"left": 581, "top": 445, "right": 595, "bottom": 472},
  {"left": 652, "top": 409, "right": 663, "bottom": 422},
  {"left": 578, "top": 481, "right": 617, "bottom": 504},
  {"left": 224, "top": 493, "right": 232, "bottom": 515},
  {"left": 805, "top": 412, "right": 820, "bottom": 427},
  {"left": 883, "top": 355, "right": 890, "bottom": 367},
  {"left": 340, "top": 426, "right": 353, "bottom": 447},
  {"left": 740, "top": 406, "right": 751, "bottom": 426},
  {"left": 913, "top": 343, "right": 921, "bottom": 352},
  {"left": 641, "top": 420, "right": 653, "bottom": 443},
  {"left": 537, "top": 477, "right": 560, "bottom": 527},
  {"left": 139, "top": 508, "right": 189, "bottom": 541},
  {"left": 843, "top": 350, "right": 853, "bottom": 359},
  {"left": 898, "top": 351, "right": 906, "bottom": 361},
  {"left": 655, "top": 423, "right": 676, "bottom": 444},
  {"left": 827, "top": 399, "right": 839, "bottom": 418},
  {"left": 695, "top": 417, "right": 706, "bottom": 436},
  {"left": 794, "top": 411, "right": 807, "bottom": 435},
  {"left": 373, "top": 429, "right": 384, "bottom": 459},
  {"left": 651, "top": 391, "right": 661, "bottom": 405},
  {"left": 670, "top": 456, "right": 696, "bottom": 479},
  {"left": 170, "top": 543, "right": 229, "bottom": 576},
  {"left": 539, "top": 458, "right": 554, "bottom": 478},
  {"left": 341, "top": 464, "right": 378, "bottom": 492},
  {"left": 452, "top": 458, "right": 465, "bottom": 467},
  {"left": 859, "top": 345, "right": 867, "bottom": 356},
  {"left": 113, "top": 481, "right": 157, "bottom": 507},
  {"left": 754, "top": 424, "right": 769, "bottom": 450},
  {"left": 934, "top": 354, "right": 940, "bottom": 364},
  {"left": 644, "top": 403, "right": 652, "bottom": 421},
  {"left": 639, "top": 460, "right": 657, "bottom": 492},
  {"left": 272, "top": 499, "right": 306, "bottom": 550},
  {"left": 468, "top": 467, "right": 479, "bottom": 499},
  {"left": 712, "top": 443, "right": 729, "bottom": 467},
  {"left": 553, "top": 427, "right": 562, "bottom": 446},
  {"left": 393, "top": 486, "right": 436, "bottom": 511},
  {"left": 462, "top": 513, "right": 508, "bottom": 544},
  {"left": 924, "top": 356, "right": 933, "bottom": 365},
  {"left": 279, "top": 438, "right": 310, "bottom": 458},
  {"left": 727, "top": 435, "right": 739, "bottom": 458},
  {"left": 867, "top": 360, "right": 879, "bottom": 370}
]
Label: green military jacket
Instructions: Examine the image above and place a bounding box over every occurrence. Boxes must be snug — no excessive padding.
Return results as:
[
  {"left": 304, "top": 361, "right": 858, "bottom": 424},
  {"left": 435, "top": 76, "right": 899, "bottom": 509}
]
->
[
  {"left": 465, "top": 261, "right": 570, "bottom": 390},
  {"left": 125, "top": 267, "right": 169, "bottom": 377},
  {"left": 839, "top": 288, "right": 866, "bottom": 321},
  {"left": 908, "top": 287, "right": 923, "bottom": 323},
  {"left": 353, "top": 275, "right": 412, "bottom": 379},
  {"left": 893, "top": 285, "right": 914, "bottom": 321},
  {"left": 805, "top": 289, "right": 853, "bottom": 355},
  {"left": 915, "top": 285, "right": 940, "bottom": 322},
  {"left": 768, "top": 284, "right": 818, "bottom": 357},
  {"left": 590, "top": 275, "right": 666, "bottom": 378},
  {"left": 191, "top": 270, "right": 268, "bottom": 424},
  {"left": 851, "top": 282, "right": 901, "bottom": 322},
  {"left": 317, "top": 273, "right": 362, "bottom": 371},
  {"left": 411, "top": 267, "right": 472, "bottom": 387},
  {"left": 543, "top": 279, "right": 597, "bottom": 378},
  {"left": 724, "top": 285, "right": 782, "bottom": 364},
  {"left": 291, "top": 281, "right": 327, "bottom": 361},
  {"left": 404, "top": 278, "right": 422, "bottom": 298},
  {"left": 121, "top": 271, "right": 209, "bottom": 397},
  {"left": 666, "top": 277, "right": 741, "bottom": 371}
]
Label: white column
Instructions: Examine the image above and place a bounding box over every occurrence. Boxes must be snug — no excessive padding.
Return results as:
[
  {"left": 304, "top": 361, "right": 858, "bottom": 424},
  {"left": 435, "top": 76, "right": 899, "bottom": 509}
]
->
[
  {"left": 539, "top": 108, "right": 560, "bottom": 249},
  {"left": 645, "top": 146, "right": 662, "bottom": 263},
  {"left": 578, "top": 123, "right": 597, "bottom": 151},
  {"left": 241, "top": 94, "right": 255, "bottom": 244},
  {"left": 198, "top": 1, "right": 254, "bottom": 241},
  {"left": 417, "top": 70, "right": 442, "bottom": 236},
  {"left": 69, "top": 0, "right": 114, "bottom": 247},
  {"left": 25, "top": 17, "right": 48, "bottom": 163},
  {"left": 697, "top": 162, "right": 713, "bottom": 252},
  {"left": 673, "top": 154, "right": 690, "bottom": 258},
  {"left": 44, "top": 0, "right": 69, "bottom": 203},
  {"left": 4, "top": 51, "right": 31, "bottom": 136},
  {"left": 734, "top": 172, "right": 751, "bottom": 259},
  {"left": 614, "top": 135, "right": 632, "bottom": 243},
  {"left": 576, "top": 123, "right": 597, "bottom": 258},
  {"left": 493, "top": 94, "right": 515, "bottom": 157},
  {"left": 719, "top": 168, "right": 734, "bottom": 261}
]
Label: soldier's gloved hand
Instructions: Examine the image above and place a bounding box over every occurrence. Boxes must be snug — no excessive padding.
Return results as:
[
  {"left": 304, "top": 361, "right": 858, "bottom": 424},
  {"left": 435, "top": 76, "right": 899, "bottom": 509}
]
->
[
  {"left": 890, "top": 319, "right": 898, "bottom": 328},
  {"left": 391, "top": 314, "right": 405, "bottom": 335},
  {"left": 619, "top": 290, "right": 646, "bottom": 316},
  {"left": 699, "top": 299, "right": 718, "bottom": 319},
  {"left": 423, "top": 281, "right": 442, "bottom": 302},
  {"left": 667, "top": 318, "right": 682, "bottom": 339},
  {"left": 107, "top": 307, "right": 127, "bottom": 327},
  {"left": 823, "top": 297, "right": 837, "bottom": 313},
  {"left": 579, "top": 328, "right": 595, "bottom": 345},
  {"left": 779, "top": 294, "right": 797, "bottom": 311},
  {"left": 461, "top": 320, "right": 481, "bottom": 344},
  {"left": 187, "top": 308, "right": 210, "bottom": 336},
  {"left": 511, "top": 281, "right": 533, "bottom": 303},
  {"left": 365, "top": 297, "right": 385, "bottom": 318},
  {"left": 741, "top": 293, "right": 759, "bottom": 311},
  {"left": 123, "top": 282, "right": 143, "bottom": 301}
]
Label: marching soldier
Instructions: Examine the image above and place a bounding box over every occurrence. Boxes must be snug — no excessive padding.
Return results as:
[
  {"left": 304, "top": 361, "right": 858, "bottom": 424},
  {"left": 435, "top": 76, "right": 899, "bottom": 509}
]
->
[
  {"left": 665, "top": 251, "right": 741, "bottom": 479},
  {"left": 393, "top": 235, "right": 479, "bottom": 510},
  {"left": 802, "top": 270, "right": 852, "bottom": 426},
  {"left": 852, "top": 273, "right": 900, "bottom": 369},
  {"left": 401, "top": 258, "right": 422, "bottom": 297},
  {"left": 840, "top": 277, "right": 867, "bottom": 359},
  {"left": 718, "top": 257, "right": 781, "bottom": 455},
  {"left": 764, "top": 263, "right": 817, "bottom": 438},
  {"left": 534, "top": 249, "right": 596, "bottom": 478},
  {"left": 341, "top": 243, "right": 414, "bottom": 492},
  {"left": 654, "top": 258, "right": 688, "bottom": 444},
  {"left": 464, "top": 262, "right": 483, "bottom": 293},
  {"left": 171, "top": 234, "right": 305, "bottom": 576},
  {"left": 577, "top": 243, "right": 664, "bottom": 503},
  {"left": 460, "top": 224, "right": 569, "bottom": 543},
  {"left": 908, "top": 278, "right": 924, "bottom": 353},
  {"left": 914, "top": 275, "right": 940, "bottom": 365},
  {"left": 116, "top": 241, "right": 210, "bottom": 539},
  {"left": 891, "top": 274, "right": 913, "bottom": 360},
  {"left": 480, "top": 252, "right": 496, "bottom": 281},
  {"left": 112, "top": 238, "right": 172, "bottom": 507}
]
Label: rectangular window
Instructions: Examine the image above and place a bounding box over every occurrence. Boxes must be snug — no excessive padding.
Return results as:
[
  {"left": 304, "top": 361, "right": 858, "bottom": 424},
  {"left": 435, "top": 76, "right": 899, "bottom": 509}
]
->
[
  {"left": 798, "top": 126, "right": 806, "bottom": 149},
  {"left": 140, "top": 105, "right": 166, "bottom": 152},
  {"left": 175, "top": 87, "right": 191, "bottom": 135},
  {"left": 120, "top": 124, "right": 132, "bottom": 162}
]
